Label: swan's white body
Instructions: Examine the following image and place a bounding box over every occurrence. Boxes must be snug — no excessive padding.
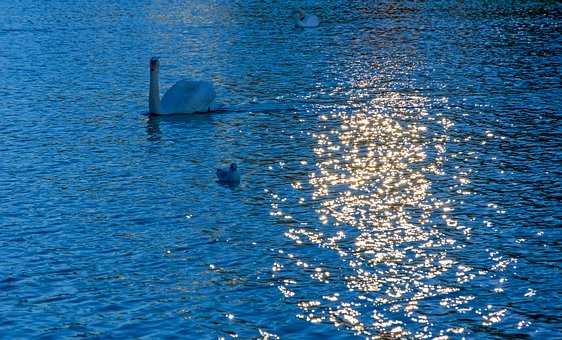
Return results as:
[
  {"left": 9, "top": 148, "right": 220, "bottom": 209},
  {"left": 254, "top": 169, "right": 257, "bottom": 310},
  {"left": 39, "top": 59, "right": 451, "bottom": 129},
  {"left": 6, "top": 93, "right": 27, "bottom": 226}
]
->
[
  {"left": 216, "top": 163, "right": 240, "bottom": 184},
  {"left": 149, "top": 58, "right": 215, "bottom": 115},
  {"left": 293, "top": 9, "right": 320, "bottom": 28}
]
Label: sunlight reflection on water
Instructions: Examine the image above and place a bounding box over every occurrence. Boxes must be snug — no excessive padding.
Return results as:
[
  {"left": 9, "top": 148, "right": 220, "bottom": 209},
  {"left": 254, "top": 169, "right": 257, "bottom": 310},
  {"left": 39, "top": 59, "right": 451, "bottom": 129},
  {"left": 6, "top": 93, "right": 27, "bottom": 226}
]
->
[{"left": 271, "top": 87, "right": 471, "bottom": 337}]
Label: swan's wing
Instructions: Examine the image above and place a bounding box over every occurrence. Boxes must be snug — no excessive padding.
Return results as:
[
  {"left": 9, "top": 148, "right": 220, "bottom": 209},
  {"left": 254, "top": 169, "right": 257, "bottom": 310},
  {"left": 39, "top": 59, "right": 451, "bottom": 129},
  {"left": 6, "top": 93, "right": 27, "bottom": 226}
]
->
[
  {"left": 161, "top": 80, "right": 216, "bottom": 114},
  {"left": 303, "top": 15, "right": 320, "bottom": 27}
]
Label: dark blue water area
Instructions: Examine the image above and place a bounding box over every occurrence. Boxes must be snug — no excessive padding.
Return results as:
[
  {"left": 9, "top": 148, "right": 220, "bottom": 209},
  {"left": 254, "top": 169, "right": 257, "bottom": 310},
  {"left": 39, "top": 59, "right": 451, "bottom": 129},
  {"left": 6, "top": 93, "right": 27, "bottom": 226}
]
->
[{"left": 1, "top": 0, "right": 561, "bottom": 338}]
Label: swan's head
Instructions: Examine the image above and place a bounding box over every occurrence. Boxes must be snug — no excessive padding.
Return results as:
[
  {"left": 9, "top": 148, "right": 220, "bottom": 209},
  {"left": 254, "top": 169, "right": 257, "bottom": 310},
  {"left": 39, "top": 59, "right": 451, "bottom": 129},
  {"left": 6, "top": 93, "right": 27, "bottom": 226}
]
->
[
  {"left": 150, "top": 57, "right": 160, "bottom": 72},
  {"left": 292, "top": 8, "right": 306, "bottom": 20}
]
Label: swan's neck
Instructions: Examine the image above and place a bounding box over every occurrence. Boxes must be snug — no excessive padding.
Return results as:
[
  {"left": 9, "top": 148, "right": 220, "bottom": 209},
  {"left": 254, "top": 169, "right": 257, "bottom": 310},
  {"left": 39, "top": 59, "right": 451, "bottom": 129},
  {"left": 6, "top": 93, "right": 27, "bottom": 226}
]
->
[{"left": 149, "top": 67, "right": 161, "bottom": 114}]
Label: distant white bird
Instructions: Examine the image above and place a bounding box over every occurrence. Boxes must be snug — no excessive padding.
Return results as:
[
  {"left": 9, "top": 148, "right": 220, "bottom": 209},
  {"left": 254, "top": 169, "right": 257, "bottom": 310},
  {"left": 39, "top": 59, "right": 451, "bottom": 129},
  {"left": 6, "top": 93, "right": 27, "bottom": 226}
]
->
[
  {"left": 148, "top": 57, "right": 216, "bottom": 115},
  {"left": 216, "top": 163, "right": 240, "bottom": 184},
  {"left": 292, "top": 9, "right": 320, "bottom": 28}
]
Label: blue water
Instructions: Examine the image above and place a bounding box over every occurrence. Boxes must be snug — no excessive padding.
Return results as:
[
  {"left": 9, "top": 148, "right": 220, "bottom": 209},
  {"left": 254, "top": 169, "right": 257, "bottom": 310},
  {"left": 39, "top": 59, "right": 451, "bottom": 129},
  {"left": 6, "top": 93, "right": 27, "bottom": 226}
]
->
[{"left": 1, "top": 0, "right": 561, "bottom": 338}]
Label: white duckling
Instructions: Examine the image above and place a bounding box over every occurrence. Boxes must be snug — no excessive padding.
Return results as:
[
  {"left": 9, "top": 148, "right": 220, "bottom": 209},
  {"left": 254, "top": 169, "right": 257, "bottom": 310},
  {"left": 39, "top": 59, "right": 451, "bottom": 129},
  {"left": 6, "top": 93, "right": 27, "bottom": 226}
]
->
[
  {"left": 292, "top": 8, "right": 320, "bottom": 28},
  {"left": 216, "top": 163, "right": 240, "bottom": 184}
]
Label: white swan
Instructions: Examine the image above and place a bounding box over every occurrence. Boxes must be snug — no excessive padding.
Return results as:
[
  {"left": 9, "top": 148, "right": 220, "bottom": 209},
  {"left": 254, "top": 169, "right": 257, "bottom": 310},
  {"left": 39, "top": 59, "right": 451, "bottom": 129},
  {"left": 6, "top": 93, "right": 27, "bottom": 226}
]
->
[
  {"left": 292, "top": 9, "right": 320, "bottom": 28},
  {"left": 216, "top": 163, "right": 240, "bottom": 184},
  {"left": 148, "top": 57, "right": 216, "bottom": 115}
]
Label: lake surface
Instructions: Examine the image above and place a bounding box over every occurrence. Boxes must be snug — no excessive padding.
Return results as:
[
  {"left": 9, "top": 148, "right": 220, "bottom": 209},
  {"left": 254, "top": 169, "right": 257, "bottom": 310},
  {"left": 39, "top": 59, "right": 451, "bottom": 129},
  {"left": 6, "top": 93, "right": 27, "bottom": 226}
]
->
[{"left": 1, "top": 0, "right": 561, "bottom": 338}]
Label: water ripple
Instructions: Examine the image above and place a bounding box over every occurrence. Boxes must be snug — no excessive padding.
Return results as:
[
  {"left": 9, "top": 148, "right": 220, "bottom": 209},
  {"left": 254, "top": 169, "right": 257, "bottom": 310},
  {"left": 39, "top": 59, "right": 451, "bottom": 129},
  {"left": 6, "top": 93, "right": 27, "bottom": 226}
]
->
[{"left": 1, "top": 0, "right": 560, "bottom": 338}]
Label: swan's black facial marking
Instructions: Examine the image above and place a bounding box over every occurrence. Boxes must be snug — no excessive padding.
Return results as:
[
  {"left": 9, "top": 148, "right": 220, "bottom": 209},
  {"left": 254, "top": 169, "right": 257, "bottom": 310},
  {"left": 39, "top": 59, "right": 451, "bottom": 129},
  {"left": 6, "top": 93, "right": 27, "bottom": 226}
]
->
[{"left": 150, "top": 58, "right": 158, "bottom": 72}]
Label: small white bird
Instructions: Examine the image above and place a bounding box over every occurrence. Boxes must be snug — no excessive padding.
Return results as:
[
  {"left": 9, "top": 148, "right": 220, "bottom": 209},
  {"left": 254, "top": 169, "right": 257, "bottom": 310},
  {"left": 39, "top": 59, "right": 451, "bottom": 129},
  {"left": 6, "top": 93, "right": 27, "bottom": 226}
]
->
[
  {"left": 292, "top": 9, "right": 320, "bottom": 28},
  {"left": 216, "top": 163, "right": 240, "bottom": 184},
  {"left": 148, "top": 57, "right": 216, "bottom": 115}
]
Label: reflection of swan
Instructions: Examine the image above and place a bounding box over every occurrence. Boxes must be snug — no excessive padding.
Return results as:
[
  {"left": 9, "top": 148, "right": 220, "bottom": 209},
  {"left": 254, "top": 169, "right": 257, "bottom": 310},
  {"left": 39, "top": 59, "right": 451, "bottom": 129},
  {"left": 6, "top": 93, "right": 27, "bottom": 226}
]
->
[
  {"left": 292, "top": 9, "right": 320, "bottom": 28},
  {"left": 216, "top": 163, "right": 240, "bottom": 184},
  {"left": 148, "top": 57, "right": 216, "bottom": 115},
  {"left": 145, "top": 116, "right": 162, "bottom": 142}
]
